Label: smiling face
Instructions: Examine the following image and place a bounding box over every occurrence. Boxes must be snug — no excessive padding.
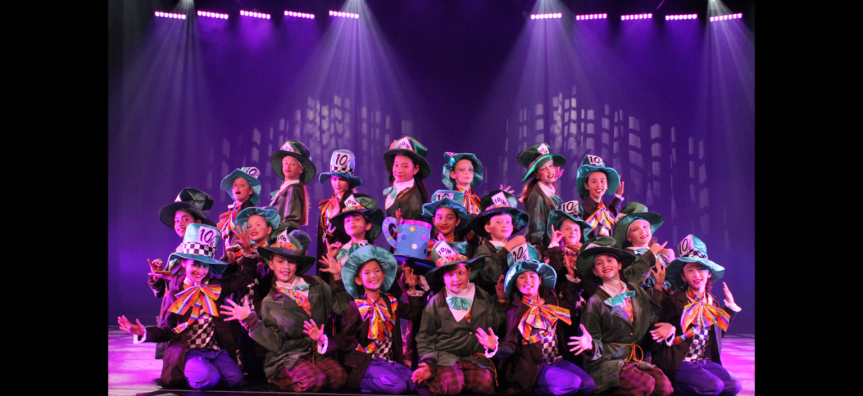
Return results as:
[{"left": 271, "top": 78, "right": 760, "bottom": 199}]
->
[
  {"left": 516, "top": 271, "right": 541, "bottom": 298},
  {"left": 535, "top": 160, "right": 559, "bottom": 185},
  {"left": 181, "top": 258, "right": 210, "bottom": 284},
  {"left": 344, "top": 213, "right": 371, "bottom": 240},
  {"left": 174, "top": 210, "right": 202, "bottom": 237},
  {"left": 433, "top": 207, "right": 460, "bottom": 237},
  {"left": 442, "top": 263, "right": 470, "bottom": 293},
  {"left": 392, "top": 154, "right": 419, "bottom": 183},
  {"left": 682, "top": 262, "right": 711, "bottom": 291},
  {"left": 232, "top": 177, "right": 252, "bottom": 203},
  {"left": 484, "top": 213, "right": 514, "bottom": 241},
  {"left": 331, "top": 176, "right": 349, "bottom": 194},
  {"left": 450, "top": 158, "right": 475, "bottom": 189},
  {"left": 354, "top": 260, "right": 384, "bottom": 293},
  {"left": 585, "top": 172, "right": 608, "bottom": 201},
  {"left": 246, "top": 214, "right": 273, "bottom": 244},
  {"left": 559, "top": 218, "right": 582, "bottom": 245},
  {"left": 627, "top": 219, "right": 652, "bottom": 248},
  {"left": 592, "top": 253, "right": 623, "bottom": 283},
  {"left": 282, "top": 156, "right": 304, "bottom": 181},
  {"left": 268, "top": 254, "right": 299, "bottom": 283}
]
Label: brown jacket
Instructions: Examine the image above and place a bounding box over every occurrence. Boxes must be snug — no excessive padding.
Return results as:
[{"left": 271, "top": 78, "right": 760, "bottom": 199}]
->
[{"left": 385, "top": 185, "right": 426, "bottom": 221}]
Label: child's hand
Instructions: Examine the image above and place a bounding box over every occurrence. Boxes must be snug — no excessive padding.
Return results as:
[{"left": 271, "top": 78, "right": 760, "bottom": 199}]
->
[
  {"left": 324, "top": 238, "right": 342, "bottom": 259},
  {"left": 555, "top": 167, "right": 565, "bottom": 181},
  {"left": 504, "top": 235, "right": 527, "bottom": 251},
  {"left": 318, "top": 255, "right": 342, "bottom": 281},
  {"left": 550, "top": 225, "right": 565, "bottom": 246},
  {"left": 147, "top": 259, "right": 163, "bottom": 274},
  {"left": 403, "top": 266, "right": 419, "bottom": 292},
  {"left": 499, "top": 184, "right": 515, "bottom": 195},
  {"left": 616, "top": 180, "right": 625, "bottom": 196},
  {"left": 437, "top": 232, "right": 447, "bottom": 242},
  {"left": 118, "top": 315, "right": 145, "bottom": 336},
  {"left": 566, "top": 241, "right": 583, "bottom": 253},
  {"left": 395, "top": 208, "right": 404, "bottom": 224},
  {"left": 649, "top": 241, "right": 668, "bottom": 256},
  {"left": 475, "top": 327, "right": 498, "bottom": 350},
  {"left": 563, "top": 254, "right": 577, "bottom": 279},
  {"left": 651, "top": 261, "right": 667, "bottom": 289},
  {"left": 650, "top": 323, "right": 674, "bottom": 341},
  {"left": 567, "top": 324, "right": 593, "bottom": 355},
  {"left": 495, "top": 275, "right": 507, "bottom": 302},
  {"left": 411, "top": 363, "right": 432, "bottom": 384},
  {"left": 723, "top": 282, "right": 735, "bottom": 307},
  {"left": 303, "top": 319, "right": 326, "bottom": 343},
  {"left": 235, "top": 225, "right": 252, "bottom": 250},
  {"left": 220, "top": 297, "right": 252, "bottom": 321}
]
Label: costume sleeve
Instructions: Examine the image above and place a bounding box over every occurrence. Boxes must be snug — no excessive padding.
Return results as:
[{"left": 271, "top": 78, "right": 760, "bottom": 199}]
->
[
  {"left": 525, "top": 190, "right": 548, "bottom": 248},
  {"left": 474, "top": 243, "right": 508, "bottom": 294},
  {"left": 624, "top": 251, "right": 656, "bottom": 286},
  {"left": 608, "top": 195, "right": 623, "bottom": 217},
  {"left": 396, "top": 294, "right": 425, "bottom": 322},
  {"left": 557, "top": 275, "right": 579, "bottom": 312},
  {"left": 330, "top": 279, "right": 352, "bottom": 317},
  {"left": 545, "top": 246, "right": 567, "bottom": 294},
  {"left": 246, "top": 310, "right": 287, "bottom": 353},
  {"left": 399, "top": 187, "right": 425, "bottom": 221},
  {"left": 219, "top": 255, "right": 258, "bottom": 295},
  {"left": 416, "top": 297, "right": 441, "bottom": 371},
  {"left": 317, "top": 277, "right": 336, "bottom": 320},
  {"left": 148, "top": 276, "right": 166, "bottom": 299},
  {"left": 279, "top": 185, "right": 304, "bottom": 229},
  {"left": 329, "top": 301, "right": 360, "bottom": 352},
  {"left": 496, "top": 307, "right": 521, "bottom": 360},
  {"left": 580, "top": 299, "right": 605, "bottom": 361}
]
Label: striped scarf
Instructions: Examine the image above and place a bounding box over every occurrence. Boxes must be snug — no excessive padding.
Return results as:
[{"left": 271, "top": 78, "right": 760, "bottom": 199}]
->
[
  {"left": 168, "top": 280, "right": 222, "bottom": 334},
  {"left": 318, "top": 192, "right": 344, "bottom": 231},
  {"left": 585, "top": 200, "right": 616, "bottom": 236},
  {"left": 518, "top": 296, "right": 572, "bottom": 344},
  {"left": 217, "top": 203, "right": 243, "bottom": 238},
  {"left": 457, "top": 186, "right": 482, "bottom": 215},
  {"left": 278, "top": 284, "right": 312, "bottom": 317},
  {"left": 355, "top": 295, "right": 399, "bottom": 353},
  {"left": 674, "top": 289, "right": 729, "bottom": 345}
]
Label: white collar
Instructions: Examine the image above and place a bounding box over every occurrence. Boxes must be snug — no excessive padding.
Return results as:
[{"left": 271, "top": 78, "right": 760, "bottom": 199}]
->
[
  {"left": 537, "top": 181, "right": 556, "bottom": 197},
  {"left": 343, "top": 240, "right": 368, "bottom": 251},
  {"left": 600, "top": 282, "right": 628, "bottom": 298},
  {"left": 392, "top": 179, "right": 415, "bottom": 192},
  {"left": 445, "top": 282, "right": 475, "bottom": 301},
  {"left": 281, "top": 179, "right": 300, "bottom": 189},
  {"left": 489, "top": 240, "right": 505, "bottom": 248}
]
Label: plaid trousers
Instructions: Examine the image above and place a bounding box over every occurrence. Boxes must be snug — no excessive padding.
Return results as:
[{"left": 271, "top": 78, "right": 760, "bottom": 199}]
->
[
  {"left": 269, "top": 356, "right": 347, "bottom": 392},
  {"left": 614, "top": 361, "right": 674, "bottom": 396},
  {"left": 426, "top": 359, "right": 495, "bottom": 396}
]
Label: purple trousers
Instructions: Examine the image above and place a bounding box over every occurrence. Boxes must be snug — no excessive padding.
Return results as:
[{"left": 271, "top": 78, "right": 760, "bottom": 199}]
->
[
  {"left": 534, "top": 359, "right": 596, "bottom": 396},
  {"left": 673, "top": 360, "right": 741, "bottom": 396},
  {"left": 360, "top": 358, "right": 417, "bottom": 394},
  {"left": 183, "top": 349, "right": 244, "bottom": 390}
]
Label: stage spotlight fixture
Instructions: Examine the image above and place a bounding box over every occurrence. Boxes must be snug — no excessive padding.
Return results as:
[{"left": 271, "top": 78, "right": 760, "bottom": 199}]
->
[
  {"left": 285, "top": 11, "right": 315, "bottom": 19},
  {"left": 665, "top": 14, "right": 698, "bottom": 20},
  {"left": 240, "top": 10, "right": 271, "bottom": 19},
  {"left": 709, "top": 13, "right": 743, "bottom": 22},
  {"left": 575, "top": 14, "right": 607, "bottom": 21},
  {"left": 529, "top": 13, "right": 563, "bottom": 20},
  {"left": 197, "top": 11, "right": 228, "bottom": 19},
  {"left": 154, "top": 11, "right": 186, "bottom": 19},
  {"left": 621, "top": 13, "right": 653, "bottom": 20},
  {"left": 328, "top": 10, "right": 359, "bottom": 19}
]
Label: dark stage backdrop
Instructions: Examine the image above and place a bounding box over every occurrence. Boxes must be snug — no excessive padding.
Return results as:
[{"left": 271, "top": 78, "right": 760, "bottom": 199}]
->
[{"left": 109, "top": 1, "right": 754, "bottom": 331}]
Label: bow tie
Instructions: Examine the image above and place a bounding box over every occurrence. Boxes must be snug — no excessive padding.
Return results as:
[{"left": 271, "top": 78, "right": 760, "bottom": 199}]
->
[
  {"left": 682, "top": 291, "right": 730, "bottom": 332},
  {"left": 356, "top": 295, "right": 397, "bottom": 342},
  {"left": 518, "top": 297, "right": 572, "bottom": 344},
  {"left": 168, "top": 281, "right": 222, "bottom": 334},
  {"left": 446, "top": 296, "right": 472, "bottom": 311},
  {"left": 383, "top": 187, "right": 398, "bottom": 199},
  {"left": 604, "top": 291, "right": 636, "bottom": 307}
]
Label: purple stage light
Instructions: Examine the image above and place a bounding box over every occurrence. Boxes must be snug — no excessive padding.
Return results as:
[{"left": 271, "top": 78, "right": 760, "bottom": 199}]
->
[
  {"left": 575, "top": 14, "right": 607, "bottom": 21},
  {"left": 240, "top": 10, "right": 271, "bottom": 20},
  {"left": 197, "top": 11, "right": 228, "bottom": 19},
  {"left": 154, "top": 11, "right": 186, "bottom": 20},
  {"left": 621, "top": 13, "right": 653, "bottom": 21},
  {"left": 285, "top": 11, "right": 315, "bottom": 19},
  {"left": 709, "top": 13, "right": 743, "bottom": 22},
  {"left": 530, "top": 13, "right": 562, "bottom": 20},
  {"left": 328, "top": 10, "right": 359, "bottom": 19},
  {"left": 665, "top": 14, "right": 698, "bottom": 21}
]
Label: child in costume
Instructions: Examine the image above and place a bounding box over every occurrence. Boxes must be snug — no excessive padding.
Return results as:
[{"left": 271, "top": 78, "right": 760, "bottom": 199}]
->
[
  {"left": 219, "top": 229, "right": 348, "bottom": 392},
  {"left": 412, "top": 241, "right": 505, "bottom": 396},
  {"left": 324, "top": 245, "right": 425, "bottom": 393},
  {"left": 613, "top": 202, "right": 676, "bottom": 292},
  {"left": 269, "top": 140, "right": 317, "bottom": 228},
  {"left": 119, "top": 223, "right": 255, "bottom": 390},
  {"left": 441, "top": 152, "right": 483, "bottom": 216},
  {"left": 496, "top": 244, "right": 596, "bottom": 396},
  {"left": 327, "top": 195, "right": 385, "bottom": 266},
  {"left": 217, "top": 167, "right": 262, "bottom": 250},
  {"left": 383, "top": 136, "right": 431, "bottom": 222},
  {"left": 575, "top": 155, "right": 625, "bottom": 238},
  {"left": 654, "top": 235, "right": 742, "bottom": 396},
  {"left": 568, "top": 236, "right": 675, "bottom": 396},
  {"left": 470, "top": 189, "right": 530, "bottom": 296},
  {"left": 422, "top": 190, "right": 473, "bottom": 253},
  {"left": 518, "top": 142, "right": 566, "bottom": 256}
]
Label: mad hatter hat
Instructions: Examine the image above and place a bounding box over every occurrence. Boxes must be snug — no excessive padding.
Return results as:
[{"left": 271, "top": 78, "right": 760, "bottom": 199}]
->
[
  {"left": 546, "top": 199, "right": 593, "bottom": 244},
  {"left": 575, "top": 154, "right": 620, "bottom": 199},
  {"left": 576, "top": 235, "right": 636, "bottom": 280},
  {"left": 235, "top": 206, "right": 281, "bottom": 231},
  {"left": 612, "top": 202, "right": 665, "bottom": 248},
  {"left": 257, "top": 228, "right": 316, "bottom": 275},
  {"left": 269, "top": 225, "right": 297, "bottom": 245},
  {"left": 220, "top": 167, "right": 263, "bottom": 205},
  {"left": 341, "top": 245, "right": 399, "bottom": 299},
  {"left": 441, "top": 152, "right": 484, "bottom": 190},
  {"left": 158, "top": 188, "right": 217, "bottom": 228},
  {"left": 330, "top": 194, "right": 385, "bottom": 243},
  {"left": 425, "top": 240, "right": 485, "bottom": 291},
  {"left": 503, "top": 243, "right": 557, "bottom": 298},
  {"left": 470, "top": 190, "right": 529, "bottom": 239},
  {"left": 516, "top": 142, "right": 567, "bottom": 183},
  {"left": 383, "top": 136, "right": 431, "bottom": 180},
  {"left": 319, "top": 149, "right": 363, "bottom": 190},
  {"left": 168, "top": 223, "right": 229, "bottom": 274},
  {"left": 666, "top": 235, "right": 725, "bottom": 288},
  {"left": 422, "top": 190, "right": 472, "bottom": 232},
  {"left": 270, "top": 140, "right": 317, "bottom": 184}
]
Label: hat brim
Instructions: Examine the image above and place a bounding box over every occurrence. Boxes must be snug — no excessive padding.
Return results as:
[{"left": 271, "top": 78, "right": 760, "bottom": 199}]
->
[
  {"left": 383, "top": 149, "right": 432, "bottom": 180},
  {"left": 612, "top": 212, "right": 665, "bottom": 248},
  {"left": 220, "top": 171, "right": 263, "bottom": 205},
  {"left": 167, "top": 253, "right": 229, "bottom": 274},
  {"left": 421, "top": 199, "right": 472, "bottom": 232},
  {"left": 666, "top": 257, "right": 725, "bottom": 288},
  {"left": 425, "top": 257, "right": 484, "bottom": 292},
  {"left": 504, "top": 261, "right": 557, "bottom": 298},
  {"left": 470, "top": 208, "right": 529, "bottom": 239},
  {"left": 396, "top": 257, "right": 436, "bottom": 276},
  {"left": 575, "top": 166, "right": 621, "bottom": 199},
  {"left": 159, "top": 202, "right": 217, "bottom": 228},
  {"left": 271, "top": 151, "right": 317, "bottom": 184},
  {"left": 341, "top": 245, "right": 398, "bottom": 299},
  {"left": 257, "top": 246, "right": 316, "bottom": 275},
  {"left": 331, "top": 208, "right": 385, "bottom": 243},
  {"left": 442, "top": 154, "right": 484, "bottom": 190},
  {"left": 576, "top": 246, "right": 636, "bottom": 280},
  {"left": 521, "top": 154, "right": 567, "bottom": 183},
  {"left": 268, "top": 226, "right": 298, "bottom": 245},
  {"left": 546, "top": 210, "right": 593, "bottom": 244},
  {"left": 318, "top": 172, "right": 363, "bottom": 189}
]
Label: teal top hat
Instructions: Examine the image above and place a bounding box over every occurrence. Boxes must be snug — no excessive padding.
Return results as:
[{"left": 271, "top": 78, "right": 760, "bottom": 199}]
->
[
  {"left": 268, "top": 225, "right": 297, "bottom": 245},
  {"left": 517, "top": 142, "right": 567, "bottom": 183},
  {"left": 421, "top": 190, "right": 472, "bottom": 232},
  {"left": 503, "top": 244, "right": 557, "bottom": 297},
  {"left": 576, "top": 235, "right": 636, "bottom": 280},
  {"left": 666, "top": 235, "right": 725, "bottom": 288},
  {"left": 341, "top": 245, "right": 398, "bottom": 299},
  {"left": 546, "top": 200, "right": 593, "bottom": 244},
  {"left": 158, "top": 188, "right": 217, "bottom": 228},
  {"left": 612, "top": 202, "right": 665, "bottom": 248},
  {"left": 470, "top": 190, "right": 529, "bottom": 239},
  {"left": 220, "top": 167, "right": 263, "bottom": 205},
  {"left": 236, "top": 206, "right": 281, "bottom": 231},
  {"left": 330, "top": 194, "right": 385, "bottom": 243},
  {"left": 257, "top": 228, "right": 316, "bottom": 275},
  {"left": 383, "top": 136, "right": 432, "bottom": 180},
  {"left": 425, "top": 240, "right": 485, "bottom": 292},
  {"left": 382, "top": 218, "right": 434, "bottom": 264},
  {"left": 168, "top": 223, "right": 229, "bottom": 274},
  {"left": 442, "top": 152, "right": 484, "bottom": 190},
  {"left": 319, "top": 149, "right": 363, "bottom": 190},
  {"left": 575, "top": 154, "right": 620, "bottom": 199},
  {"left": 270, "top": 140, "right": 317, "bottom": 184}
]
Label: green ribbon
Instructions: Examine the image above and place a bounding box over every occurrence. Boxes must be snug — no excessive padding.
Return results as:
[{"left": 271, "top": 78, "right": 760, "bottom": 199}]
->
[
  {"left": 446, "top": 296, "right": 473, "bottom": 311},
  {"left": 604, "top": 291, "right": 636, "bottom": 307},
  {"left": 383, "top": 187, "right": 398, "bottom": 199}
]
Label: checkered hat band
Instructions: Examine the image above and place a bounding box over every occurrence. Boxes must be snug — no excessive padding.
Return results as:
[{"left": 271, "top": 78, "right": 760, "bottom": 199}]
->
[{"left": 180, "top": 242, "right": 216, "bottom": 258}]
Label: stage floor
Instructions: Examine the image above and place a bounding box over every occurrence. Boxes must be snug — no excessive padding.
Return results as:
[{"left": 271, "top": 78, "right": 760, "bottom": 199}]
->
[{"left": 108, "top": 328, "right": 754, "bottom": 396}]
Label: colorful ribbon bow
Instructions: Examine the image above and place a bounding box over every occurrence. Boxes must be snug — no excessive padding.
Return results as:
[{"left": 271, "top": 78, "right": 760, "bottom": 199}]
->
[
  {"left": 217, "top": 205, "right": 241, "bottom": 237},
  {"left": 681, "top": 290, "right": 730, "bottom": 333},
  {"left": 604, "top": 291, "right": 636, "bottom": 307},
  {"left": 318, "top": 193, "right": 344, "bottom": 229},
  {"left": 585, "top": 201, "right": 616, "bottom": 236},
  {"left": 518, "top": 296, "right": 571, "bottom": 344},
  {"left": 168, "top": 281, "right": 222, "bottom": 334},
  {"left": 446, "top": 296, "right": 473, "bottom": 311},
  {"left": 278, "top": 285, "right": 312, "bottom": 316},
  {"left": 356, "top": 295, "right": 397, "bottom": 343},
  {"left": 457, "top": 187, "right": 482, "bottom": 215}
]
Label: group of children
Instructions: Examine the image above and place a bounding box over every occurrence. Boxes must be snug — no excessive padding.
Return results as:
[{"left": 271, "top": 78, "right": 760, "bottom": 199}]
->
[{"left": 118, "top": 136, "right": 743, "bottom": 396}]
